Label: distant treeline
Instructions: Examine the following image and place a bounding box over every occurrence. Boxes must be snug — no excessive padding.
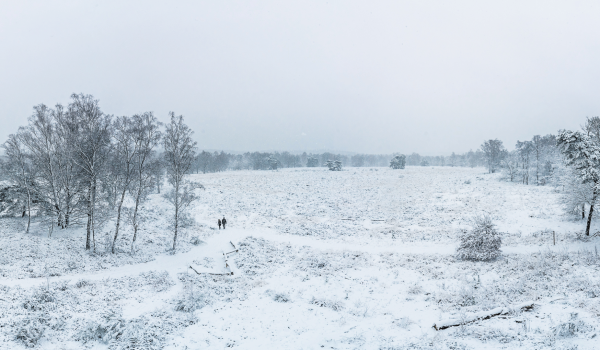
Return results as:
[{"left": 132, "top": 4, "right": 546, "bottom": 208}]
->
[{"left": 192, "top": 150, "right": 487, "bottom": 173}]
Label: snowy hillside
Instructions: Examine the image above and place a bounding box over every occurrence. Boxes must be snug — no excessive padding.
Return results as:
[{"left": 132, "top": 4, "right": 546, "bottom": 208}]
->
[{"left": 1, "top": 167, "right": 599, "bottom": 349}]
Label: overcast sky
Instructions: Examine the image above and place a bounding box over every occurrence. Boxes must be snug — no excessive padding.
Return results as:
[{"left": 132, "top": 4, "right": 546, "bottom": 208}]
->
[{"left": 0, "top": 1, "right": 593, "bottom": 155}]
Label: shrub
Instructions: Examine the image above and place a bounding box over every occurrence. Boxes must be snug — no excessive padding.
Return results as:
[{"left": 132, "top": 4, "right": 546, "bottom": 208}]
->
[
  {"left": 456, "top": 214, "right": 502, "bottom": 261},
  {"left": 273, "top": 293, "right": 290, "bottom": 303},
  {"left": 76, "top": 279, "right": 90, "bottom": 288},
  {"left": 310, "top": 297, "right": 344, "bottom": 311},
  {"left": 389, "top": 155, "right": 406, "bottom": 170},
  {"left": 15, "top": 317, "right": 45, "bottom": 348},
  {"left": 326, "top": 160, "right": 342, "bottom": 171},
  {"left": 77, "top": 307, "right": 125, "bottom": 343}
]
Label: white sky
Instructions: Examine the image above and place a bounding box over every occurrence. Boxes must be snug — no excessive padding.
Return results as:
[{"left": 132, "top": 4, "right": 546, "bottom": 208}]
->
[{"left": 0, "top": 0, "right": 593, "bottom": 155}]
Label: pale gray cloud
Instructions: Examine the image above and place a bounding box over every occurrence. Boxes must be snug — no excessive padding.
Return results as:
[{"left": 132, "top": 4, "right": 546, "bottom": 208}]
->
[{"left": 0, "top": 0, "right": 593, "bottom": 154}]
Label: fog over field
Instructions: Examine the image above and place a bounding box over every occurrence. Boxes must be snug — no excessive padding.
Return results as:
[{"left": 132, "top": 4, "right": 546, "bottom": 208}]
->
[{"left": 1, "top": 1, "right": 600, "bottom": 350}]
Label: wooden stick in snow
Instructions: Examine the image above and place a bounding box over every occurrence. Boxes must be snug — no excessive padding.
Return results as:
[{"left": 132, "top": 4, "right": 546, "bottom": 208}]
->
[
  {"left": 189, "top": 266, "right": 233, "bottom": 276},
  {"left": 432, "top": 301, "right": 535, "bottom": 330}
]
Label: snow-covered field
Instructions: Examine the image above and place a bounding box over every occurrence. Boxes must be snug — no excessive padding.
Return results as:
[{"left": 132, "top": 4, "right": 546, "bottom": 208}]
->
[{"left": 1, "top": 166, "right": 599, "bottom": 349}]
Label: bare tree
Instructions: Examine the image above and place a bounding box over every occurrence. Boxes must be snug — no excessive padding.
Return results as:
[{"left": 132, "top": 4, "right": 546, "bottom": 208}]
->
[
  {"left": 66, "top": 94, "right": 112, "bottom": 250},
  {"left": 163, "top": 113, "right": 197, "bottom": 250},
  {"left": 481, "top": 139, "right": 506, "bottom": 173},
  {"left": 2, "top": 132, "right": 35, "bottom": 233},
  {"left": 516, "top": 141, "right": 532, "bottom": 184},
  {"left": 502, "top": 151, "right": 519, "bottom": 182},
  {"left": 129, "top": 112, "right": 162, "bottom": 253},
  {"left": 110, "top": 116, "right": 138, "bottom": 253},
  {"left": 22, "top": 104, "right": 74, "bottom": 228}
]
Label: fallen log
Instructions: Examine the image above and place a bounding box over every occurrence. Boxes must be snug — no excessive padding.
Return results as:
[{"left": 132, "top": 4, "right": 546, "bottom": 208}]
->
[
  {"left": 433, "top": 301, "right": 534, "bottom": 330},
  {"left": 189, "top": 265, "right": 233, "bottom": 276}
]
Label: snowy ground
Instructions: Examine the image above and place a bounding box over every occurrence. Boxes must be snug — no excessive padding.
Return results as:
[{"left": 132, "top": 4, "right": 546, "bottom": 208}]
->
[{"left": 1, "top": 166, "right": 599, "bottom": 349}]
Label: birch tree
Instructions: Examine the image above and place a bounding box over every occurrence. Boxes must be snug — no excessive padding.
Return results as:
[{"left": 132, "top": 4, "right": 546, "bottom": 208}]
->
[
  {"left": 66, "top": 94, "right": 112, "bottom": 250},
  {"left": 163, "top": 113, "right": 197, "bottom": 251},
  {"left": 110, "top": 116, "right": 138, "bottom": 253},
  {"left": 2, "top": 132, "right": 35, "bottom": 233},
  {"left": 129, "top": 112, "right": 162, "bottom": 253}
]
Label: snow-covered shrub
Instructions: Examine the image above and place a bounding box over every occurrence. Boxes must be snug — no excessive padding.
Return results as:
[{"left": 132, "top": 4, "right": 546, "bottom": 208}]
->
[
  {"left": 140, "top": 271, "right": 173, "bottom": 292},
  {"left": 407, "top": 282, "right": 423, "bottom": 295},
  {"left": 77, "top": 307, "right": 125, "bottom": 343},
  {"left": 310, "top": 297, "right": 344, "bottom": 311},
  {"left": 190, "top": 236, "right": 202, "bottom": 245},
  {"left": 76, "top": 279, "right": 90, "bottom": 288},
  {"left": 175, "top": 278, "right": 210, "bottom": 313},
  {"left": 389, "top": 155, "right": 406, "bottom": 170},
  {"left": 23, "top": 288, "right": 54, "bottom": 312},
  {"left": 54, "top": 280, "right": 69, "bottom": 291},
  {"left": 116, "top": 316, "right": 165, "bottom": 350},
  {"left": 552, "top": 313, "right": 592, "bottom": 338},
  {"left": 455, "top": 285, "right": 476, "bottom": 306},
  {"left": 15, "top": 317, "right": 45, "bottom": 348},
  {"left": 272, "top": 292, "right": 290, "bottom": 303},
  {"left": 455, "top": 215, "right": 502, "bottom": 261},
  {"left": 326, "top": 160, "right": 342, "bottom": 171}
]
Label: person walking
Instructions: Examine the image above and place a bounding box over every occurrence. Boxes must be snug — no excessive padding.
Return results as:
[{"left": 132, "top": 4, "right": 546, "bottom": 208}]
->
[
  {"left": 222, "top": 217, "right": 227, "bottom": 229},
  {"left": 218, "top": 219, "right": 222, "bottom": 230}
]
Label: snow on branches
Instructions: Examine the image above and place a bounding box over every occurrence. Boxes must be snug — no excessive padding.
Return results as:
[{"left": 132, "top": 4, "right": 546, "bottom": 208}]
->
[
  {"left": 455, "top": 214, "right": 502, "bottom": 261},
  {"left": 326, "top": 160, "right": 342, "bottom": 171},
  {"left": 389, "top": 155, "right": 406, "bottom": 169}
]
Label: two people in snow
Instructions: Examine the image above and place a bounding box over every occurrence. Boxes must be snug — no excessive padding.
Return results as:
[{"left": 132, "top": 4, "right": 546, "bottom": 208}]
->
[{"left": 218, "top": 217, "right": 227, "bottom": 230}]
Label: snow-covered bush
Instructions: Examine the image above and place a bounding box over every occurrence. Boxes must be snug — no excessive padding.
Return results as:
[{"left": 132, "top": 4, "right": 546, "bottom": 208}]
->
[
  {"left": 15, "top": 316, "right": 45, "bottom": 348},
  {"left": 76, "top": 279, "right": 90, "bottom": 288},
  {"left": 552, "top": 313, "right": 592, "bottom": 338},
  {"left": 77, "top": 307, "right": 125, "bottom": 343},
  {"left": 140, "top": 271, "right": 173, "bottom": 292},
  {"left": 310, "top": 297, "right": 344, "bottom": 311},
  {"left": 389, "top": 155, "right": 406, "bottom": 170},
  {"left": 22, "top": 288, "right": 54, "bottom": 312},
  {"left": 455, "top": 215, "right": 502, "bottom": 261},
  {"left": 326, "top": 160, "right": 342, "bottom": 171},
  {"left": 407, "top": 282, "right": 423, "bottom": 295}
]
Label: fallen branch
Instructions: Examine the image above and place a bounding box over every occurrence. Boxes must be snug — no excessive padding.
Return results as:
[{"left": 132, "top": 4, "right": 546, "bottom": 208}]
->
[
  {"left": 189, "top": 266, "right": 233, "bottom": 276},
  {"left": 433, "top": 301, "right": 534, "bottom": 330}
]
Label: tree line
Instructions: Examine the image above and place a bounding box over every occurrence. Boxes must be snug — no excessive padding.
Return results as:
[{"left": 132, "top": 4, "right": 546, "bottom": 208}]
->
[
  {"left": 190, "top": 150, "right": 487, "bottom": 173},
  {"left": 477, "top": 118, "right": 600, "bottom": 237}
]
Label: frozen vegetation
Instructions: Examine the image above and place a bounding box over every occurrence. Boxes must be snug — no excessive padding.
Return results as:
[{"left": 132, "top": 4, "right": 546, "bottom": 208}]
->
[{"left": 1, "top": 166, "right": 599, "bottom": 349}]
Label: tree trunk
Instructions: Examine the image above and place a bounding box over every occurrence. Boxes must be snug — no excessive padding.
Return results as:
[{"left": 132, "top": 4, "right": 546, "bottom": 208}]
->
[
  {"left": 586, "top": 203, "right": 594, "bottom": 236},
  {"left": 112, "top": 189, "right": 127, "bottom": 254},
  {"left": 131, "top": 187, "right": 142, "bottom": 253},
  {"left": 26, "top": 190, "right": 31, "bottom": 234},
  {"left": 583, "top": 204, "right": 586, "bottom": 220},
  {"left": 85, "top": 180, "right": 96, "bottom": 250},
  {"left": 173, "top": 182, "right": 179, "bottom": 251}
]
